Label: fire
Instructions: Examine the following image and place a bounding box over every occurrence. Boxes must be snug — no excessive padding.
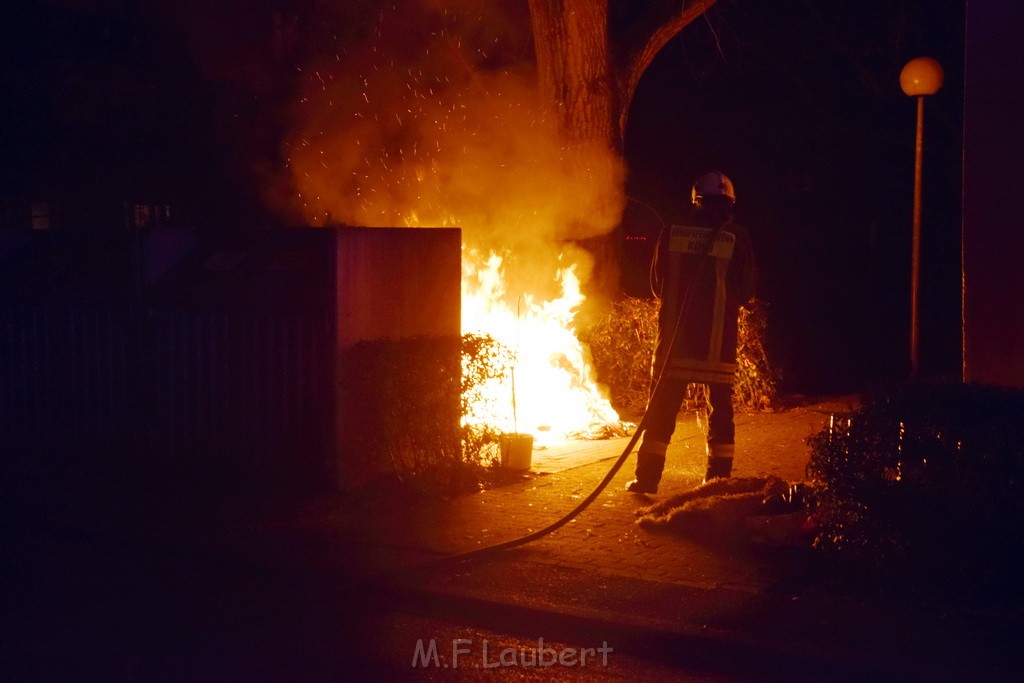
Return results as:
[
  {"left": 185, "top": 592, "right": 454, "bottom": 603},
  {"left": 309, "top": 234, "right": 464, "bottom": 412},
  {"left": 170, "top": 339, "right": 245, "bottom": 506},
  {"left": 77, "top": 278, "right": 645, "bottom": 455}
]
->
[
  {"left": 281, "top": 3, "right": 629, "bottom": 445},
  {"left": 460, "top": 248, "right": 627, "bottom": 446}
]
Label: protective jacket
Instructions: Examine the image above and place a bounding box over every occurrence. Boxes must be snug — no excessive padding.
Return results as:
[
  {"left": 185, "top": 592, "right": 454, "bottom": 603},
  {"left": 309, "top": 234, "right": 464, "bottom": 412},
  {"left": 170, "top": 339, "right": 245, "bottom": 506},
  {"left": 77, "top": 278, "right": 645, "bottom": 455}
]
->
[{"left": 652, "top": 211, "right": 757, "bottom": 385}]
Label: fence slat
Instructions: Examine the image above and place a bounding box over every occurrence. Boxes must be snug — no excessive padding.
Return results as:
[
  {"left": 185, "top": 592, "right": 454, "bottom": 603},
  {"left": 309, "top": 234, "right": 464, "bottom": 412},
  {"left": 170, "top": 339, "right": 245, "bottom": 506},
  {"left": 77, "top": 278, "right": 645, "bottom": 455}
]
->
[{"left": 1, "top": 305, "right": 334, "bottom": 484}]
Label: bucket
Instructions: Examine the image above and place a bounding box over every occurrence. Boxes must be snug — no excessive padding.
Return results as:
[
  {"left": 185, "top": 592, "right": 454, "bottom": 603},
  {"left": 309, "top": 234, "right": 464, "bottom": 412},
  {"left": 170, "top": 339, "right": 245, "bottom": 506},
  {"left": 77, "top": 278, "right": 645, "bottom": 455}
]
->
[{"left": 499, "top": 433, "right": 534, "bottom": 470}]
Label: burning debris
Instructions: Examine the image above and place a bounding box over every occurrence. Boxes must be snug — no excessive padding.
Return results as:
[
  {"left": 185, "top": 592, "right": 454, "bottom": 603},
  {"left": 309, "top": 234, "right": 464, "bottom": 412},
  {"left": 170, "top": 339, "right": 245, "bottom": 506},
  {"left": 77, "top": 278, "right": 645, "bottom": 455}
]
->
[{"left": 461, "top": 250, "right": 632, "bottom": 445}]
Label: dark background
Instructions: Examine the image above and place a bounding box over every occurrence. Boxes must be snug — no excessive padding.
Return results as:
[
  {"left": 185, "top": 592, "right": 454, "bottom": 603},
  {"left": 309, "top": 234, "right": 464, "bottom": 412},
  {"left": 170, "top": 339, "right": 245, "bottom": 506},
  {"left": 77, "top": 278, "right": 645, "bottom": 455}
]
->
[
  {"left": 623, "top": 0, "right": 966, "bottom": 393},
  {"left": 1, "top": 0, "right": 967, "bottom": 394}
]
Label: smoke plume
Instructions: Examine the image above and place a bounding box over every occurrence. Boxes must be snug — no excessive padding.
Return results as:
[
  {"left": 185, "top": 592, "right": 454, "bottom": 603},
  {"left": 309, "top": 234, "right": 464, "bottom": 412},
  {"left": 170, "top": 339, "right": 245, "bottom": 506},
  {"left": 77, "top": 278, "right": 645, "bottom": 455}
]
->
[{"left": 282, "top": 1, "right": 626, "bottom": 301}]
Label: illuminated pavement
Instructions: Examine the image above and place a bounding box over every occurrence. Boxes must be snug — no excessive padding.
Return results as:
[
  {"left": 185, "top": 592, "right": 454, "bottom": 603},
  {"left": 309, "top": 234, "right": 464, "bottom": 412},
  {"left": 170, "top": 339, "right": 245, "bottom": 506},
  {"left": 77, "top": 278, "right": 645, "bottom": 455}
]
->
[
  {"left": 275, "top": 396, "right": 856, "bottom": 585},
  {"left": 219, "top": 394, "right": 1022, "bottom": 679},
  {"left": 10, "top": 395, "right": 1024, "bottom": 679}
]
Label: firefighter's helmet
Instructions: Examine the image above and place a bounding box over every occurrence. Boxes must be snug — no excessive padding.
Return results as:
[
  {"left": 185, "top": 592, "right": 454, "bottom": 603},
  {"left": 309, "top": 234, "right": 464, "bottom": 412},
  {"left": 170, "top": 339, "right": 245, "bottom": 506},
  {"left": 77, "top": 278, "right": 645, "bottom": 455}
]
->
[{"left": 691, "top": 171, "right": 736, "bottom": 205}]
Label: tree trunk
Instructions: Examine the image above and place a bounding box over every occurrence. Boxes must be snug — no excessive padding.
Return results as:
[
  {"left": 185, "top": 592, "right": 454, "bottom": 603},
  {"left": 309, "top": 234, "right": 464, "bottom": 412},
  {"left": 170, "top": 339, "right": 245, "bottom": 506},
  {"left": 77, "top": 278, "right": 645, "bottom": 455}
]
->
[
  {"left": 529, "top": 0, "right": 719, "bottom": 149},
  {"left": 528, "top": 0, "right": 618, "bottom": 148},
  {"left": 527, "top": 0, "right": 718, "bottom": 297}
]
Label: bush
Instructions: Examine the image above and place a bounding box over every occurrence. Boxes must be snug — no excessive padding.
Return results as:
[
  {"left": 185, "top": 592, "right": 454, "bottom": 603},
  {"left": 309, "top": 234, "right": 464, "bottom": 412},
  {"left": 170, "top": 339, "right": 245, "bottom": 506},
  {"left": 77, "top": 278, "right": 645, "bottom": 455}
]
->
[
  {"left": 578, "top": 297, "right": 660, "bottom": 418},
  {"left": 339, "top": 334, "right": 513, "bottom": 497},
  {"left": 806, "top": 382, "right": 1024, "bottom": 601},
  {"left": 580, "top": 296, "right": 778, "bottom": 418},
  {"left": 459, "top": 333, "right": 514, "bottom": 470},
  {"left": 735, "top": 298, "right": 778, "bottom": 412}
]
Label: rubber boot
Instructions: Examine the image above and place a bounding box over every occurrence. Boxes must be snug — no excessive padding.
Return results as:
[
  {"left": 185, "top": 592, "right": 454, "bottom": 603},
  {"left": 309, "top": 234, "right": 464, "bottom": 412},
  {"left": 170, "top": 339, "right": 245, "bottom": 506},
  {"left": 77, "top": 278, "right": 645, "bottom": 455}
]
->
[
  {"left": 626, "top": 448, "right": 666, "bottom": 494},
  {"left": 703, "top": 443, "right": 734, "bottom": 483}
]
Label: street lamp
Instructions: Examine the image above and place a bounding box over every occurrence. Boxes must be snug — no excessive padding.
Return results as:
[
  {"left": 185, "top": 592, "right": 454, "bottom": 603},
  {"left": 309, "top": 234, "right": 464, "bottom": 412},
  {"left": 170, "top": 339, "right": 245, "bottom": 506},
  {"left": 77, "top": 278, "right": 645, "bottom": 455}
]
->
[{"left": 900, "top": 56, "right": 944, "bottom": 377}]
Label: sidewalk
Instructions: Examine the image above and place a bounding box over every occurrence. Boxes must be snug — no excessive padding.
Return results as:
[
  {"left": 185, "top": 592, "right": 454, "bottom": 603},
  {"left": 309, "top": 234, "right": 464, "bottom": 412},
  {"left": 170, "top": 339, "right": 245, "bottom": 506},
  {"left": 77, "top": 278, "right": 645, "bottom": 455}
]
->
[
  {"left": 9, "top": 396, "right": 1023, "bottom": 679},
  {"left": 257, "top": 396, "right": 856, "bottom": 585},
  {"left": 226, "top": 395, "right": 1023, "bottom": 679}
]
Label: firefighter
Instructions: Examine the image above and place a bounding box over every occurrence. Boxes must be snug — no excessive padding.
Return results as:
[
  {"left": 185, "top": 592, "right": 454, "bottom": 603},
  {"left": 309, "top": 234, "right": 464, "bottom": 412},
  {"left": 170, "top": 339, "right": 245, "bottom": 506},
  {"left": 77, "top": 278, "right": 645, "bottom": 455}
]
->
[{"left": 626, "top": 170, "right": 757, "bottom": 494}]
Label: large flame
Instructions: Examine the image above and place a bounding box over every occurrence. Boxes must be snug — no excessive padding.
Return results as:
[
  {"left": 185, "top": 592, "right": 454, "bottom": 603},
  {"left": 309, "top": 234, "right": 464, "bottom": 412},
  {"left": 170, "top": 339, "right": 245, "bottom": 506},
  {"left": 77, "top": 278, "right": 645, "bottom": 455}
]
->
[
  {"left": 460, "top": 248, "right": 626, "bottom": 445},
  {"left": 282, "top": 3, "right": 628, "bottom": 444}
]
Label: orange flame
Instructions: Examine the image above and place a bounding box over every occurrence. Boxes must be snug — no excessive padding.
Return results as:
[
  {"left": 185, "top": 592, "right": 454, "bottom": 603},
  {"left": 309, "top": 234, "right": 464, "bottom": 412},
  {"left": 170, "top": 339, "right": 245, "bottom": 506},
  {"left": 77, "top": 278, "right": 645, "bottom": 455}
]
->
[{"left": 461, "top": 248, "right": 626, "bottom": 445}]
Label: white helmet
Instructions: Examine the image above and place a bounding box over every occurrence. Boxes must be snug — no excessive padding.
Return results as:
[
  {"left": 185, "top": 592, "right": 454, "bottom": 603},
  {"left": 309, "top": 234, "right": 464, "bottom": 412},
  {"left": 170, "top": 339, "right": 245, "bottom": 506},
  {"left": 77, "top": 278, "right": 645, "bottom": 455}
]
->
[{"left": 691, "top": 171, "right": 736, "bottom": 205}]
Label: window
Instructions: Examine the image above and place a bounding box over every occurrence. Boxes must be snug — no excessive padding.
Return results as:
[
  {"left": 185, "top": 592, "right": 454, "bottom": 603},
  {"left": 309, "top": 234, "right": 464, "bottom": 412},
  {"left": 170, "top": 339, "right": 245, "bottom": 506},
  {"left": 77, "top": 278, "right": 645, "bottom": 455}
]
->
[{"left": 128, "top": 203, "right": 172, "bottom": 228}]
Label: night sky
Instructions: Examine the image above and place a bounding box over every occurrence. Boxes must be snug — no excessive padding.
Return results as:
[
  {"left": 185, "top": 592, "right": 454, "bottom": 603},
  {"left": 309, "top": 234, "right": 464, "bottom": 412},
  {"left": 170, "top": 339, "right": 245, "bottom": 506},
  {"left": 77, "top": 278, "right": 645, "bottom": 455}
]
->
[{"left": 1, "top": 0, "right": 967, "bottom": 393}]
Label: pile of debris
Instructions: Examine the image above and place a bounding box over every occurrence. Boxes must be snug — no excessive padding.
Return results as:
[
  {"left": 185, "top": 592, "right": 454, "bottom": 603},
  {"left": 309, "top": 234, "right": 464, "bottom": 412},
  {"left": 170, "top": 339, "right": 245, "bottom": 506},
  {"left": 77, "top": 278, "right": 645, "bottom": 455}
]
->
[{"left": 636, "top": 476, "right": 816, "bottom": 546}]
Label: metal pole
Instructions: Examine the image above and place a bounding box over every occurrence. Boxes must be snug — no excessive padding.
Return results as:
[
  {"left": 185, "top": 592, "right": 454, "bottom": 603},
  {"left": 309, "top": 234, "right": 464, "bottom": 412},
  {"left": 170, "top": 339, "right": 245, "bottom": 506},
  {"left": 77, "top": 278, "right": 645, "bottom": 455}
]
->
[{"left": 910, "top": 95, "right": 924, "bottom": 377}]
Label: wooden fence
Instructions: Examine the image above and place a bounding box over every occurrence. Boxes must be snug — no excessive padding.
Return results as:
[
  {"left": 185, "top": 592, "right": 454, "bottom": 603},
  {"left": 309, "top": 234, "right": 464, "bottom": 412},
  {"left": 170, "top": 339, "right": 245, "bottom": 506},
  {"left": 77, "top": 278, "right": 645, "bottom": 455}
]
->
[{"left": 1, "top": 305, "right": 335, "bottom": 489}]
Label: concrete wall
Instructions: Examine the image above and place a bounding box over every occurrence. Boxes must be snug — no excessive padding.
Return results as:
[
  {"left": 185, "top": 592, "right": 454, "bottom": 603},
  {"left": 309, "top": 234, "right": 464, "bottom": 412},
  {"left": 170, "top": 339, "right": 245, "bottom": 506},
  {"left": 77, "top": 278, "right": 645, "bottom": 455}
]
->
[
  {"left": 336, "top": 227, "right": 461, "bottom": 346},
  {"left": 963, "top": 1, "right": 1024, "bottom": 387}
]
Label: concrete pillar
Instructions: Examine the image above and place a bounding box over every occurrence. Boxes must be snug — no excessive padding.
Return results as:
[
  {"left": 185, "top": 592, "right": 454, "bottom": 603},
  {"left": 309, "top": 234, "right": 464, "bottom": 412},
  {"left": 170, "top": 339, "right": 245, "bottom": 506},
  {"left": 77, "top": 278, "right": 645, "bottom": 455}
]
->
[{"left": 335, "top": 227, "right": 462, "bottom": 488}]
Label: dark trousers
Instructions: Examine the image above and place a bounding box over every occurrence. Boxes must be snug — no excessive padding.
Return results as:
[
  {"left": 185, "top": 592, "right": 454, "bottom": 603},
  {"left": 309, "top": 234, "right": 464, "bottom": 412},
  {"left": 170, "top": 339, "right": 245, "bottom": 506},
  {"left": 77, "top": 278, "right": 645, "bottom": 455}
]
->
[
  {"left": 634, "top": 380, "right": 735, "bottom": 485},
  {"left": 645, "top": 380, "right": 734, "bottom": 445}
]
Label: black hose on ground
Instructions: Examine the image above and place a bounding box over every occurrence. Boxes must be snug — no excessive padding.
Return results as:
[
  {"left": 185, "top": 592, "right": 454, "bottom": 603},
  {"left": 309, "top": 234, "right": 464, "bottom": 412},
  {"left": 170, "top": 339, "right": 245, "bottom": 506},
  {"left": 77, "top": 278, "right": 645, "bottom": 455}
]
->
[{"left": 393, "top": 419, "right": 649, "bottom": 576}]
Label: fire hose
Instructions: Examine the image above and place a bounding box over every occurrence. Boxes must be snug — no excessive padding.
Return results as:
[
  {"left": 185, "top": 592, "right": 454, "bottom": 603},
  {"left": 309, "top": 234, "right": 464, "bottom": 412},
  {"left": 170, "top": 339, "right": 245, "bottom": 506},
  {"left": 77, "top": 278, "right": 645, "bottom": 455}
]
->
[
  {"left": 392, "top": 221, "right": 725, "bottom": 577},
  {"left": 401, "top": 415, "right": 649, "bottom": 575}
]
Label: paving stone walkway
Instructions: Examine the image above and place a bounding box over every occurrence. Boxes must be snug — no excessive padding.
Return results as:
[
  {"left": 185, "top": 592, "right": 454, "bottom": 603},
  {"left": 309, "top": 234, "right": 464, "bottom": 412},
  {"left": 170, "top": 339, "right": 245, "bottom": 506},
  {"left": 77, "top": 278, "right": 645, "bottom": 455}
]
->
[{"left": 263, "top": 397, "right": 858, "bottom": 592}]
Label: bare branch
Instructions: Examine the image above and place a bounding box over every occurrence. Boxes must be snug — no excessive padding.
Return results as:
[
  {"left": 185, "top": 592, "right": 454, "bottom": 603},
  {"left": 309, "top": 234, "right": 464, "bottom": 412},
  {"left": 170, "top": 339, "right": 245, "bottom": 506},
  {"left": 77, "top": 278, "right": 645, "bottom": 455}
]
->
[
  {"left": 800, "top": 0, "right": 882, "bottom": 100},
  {"left": 615, "top": 0, "right": 718, "bottom": 136}
]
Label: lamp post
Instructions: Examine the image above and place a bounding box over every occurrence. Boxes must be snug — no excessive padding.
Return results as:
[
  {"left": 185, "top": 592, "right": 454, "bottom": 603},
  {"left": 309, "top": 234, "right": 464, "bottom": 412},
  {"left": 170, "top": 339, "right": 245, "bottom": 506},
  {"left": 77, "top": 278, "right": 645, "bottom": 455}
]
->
[{"left": 900, "top": 56, "right": 944, "bottom": 378}]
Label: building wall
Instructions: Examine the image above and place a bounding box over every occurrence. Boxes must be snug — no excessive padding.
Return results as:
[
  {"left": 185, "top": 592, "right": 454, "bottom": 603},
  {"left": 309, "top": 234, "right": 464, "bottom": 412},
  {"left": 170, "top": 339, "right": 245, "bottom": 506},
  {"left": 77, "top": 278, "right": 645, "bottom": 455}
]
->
[{"left": 964, "top": 0, "right": 1024, "bottom": 387}]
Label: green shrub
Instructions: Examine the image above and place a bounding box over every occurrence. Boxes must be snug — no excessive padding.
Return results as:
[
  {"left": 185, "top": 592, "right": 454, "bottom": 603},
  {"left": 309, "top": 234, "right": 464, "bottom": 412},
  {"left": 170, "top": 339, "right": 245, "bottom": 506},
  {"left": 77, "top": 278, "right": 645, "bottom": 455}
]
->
[{"left": 806, "top": 382, "right": 1024, "bottom": 601}]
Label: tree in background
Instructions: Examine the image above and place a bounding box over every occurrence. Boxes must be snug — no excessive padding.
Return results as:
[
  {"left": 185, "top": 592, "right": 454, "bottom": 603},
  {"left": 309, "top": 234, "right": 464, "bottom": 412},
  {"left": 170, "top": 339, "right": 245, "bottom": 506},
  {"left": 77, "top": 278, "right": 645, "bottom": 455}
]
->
[{"left": 530, "top": 0, "right": 717, "bottom": 149}]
